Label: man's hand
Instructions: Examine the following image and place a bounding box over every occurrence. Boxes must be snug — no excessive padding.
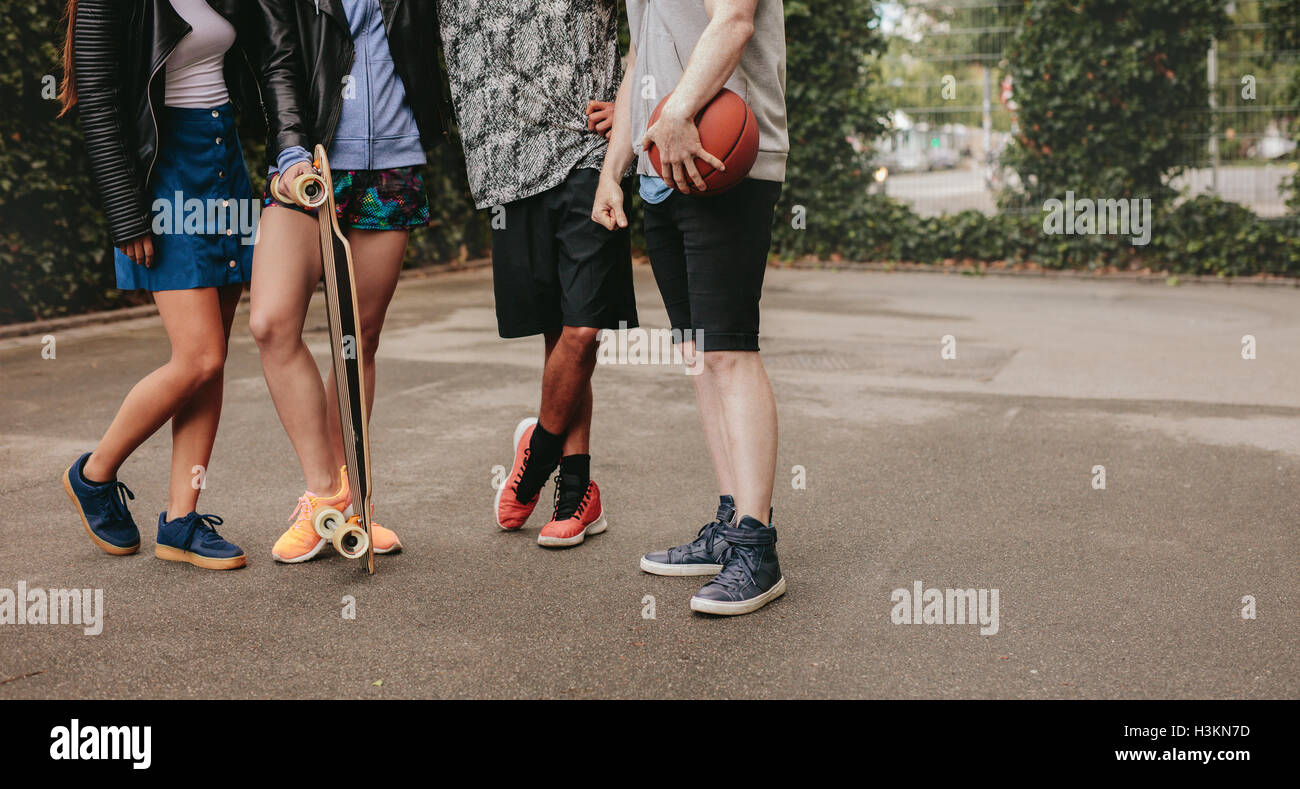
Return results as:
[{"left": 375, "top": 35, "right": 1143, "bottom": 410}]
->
[
  {"left": 640, "top": 101, "right": 725, "bottom": 194},
  {"left": 275, "top": 161, "right": 315, "bottom": 205},
  {"left": 586, "top": 100, "right": 614, "bottom": 140},
  {"left": 118, "top": 234, "right": 155, "bottom": 268},
  {"left": 591, "top": 173, "right": 627, "bottom": 231}
]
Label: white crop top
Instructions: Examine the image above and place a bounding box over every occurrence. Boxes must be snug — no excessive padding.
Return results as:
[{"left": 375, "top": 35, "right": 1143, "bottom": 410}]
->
[{"left": 164, "top": 0, "right": 236, "bottom": 109}]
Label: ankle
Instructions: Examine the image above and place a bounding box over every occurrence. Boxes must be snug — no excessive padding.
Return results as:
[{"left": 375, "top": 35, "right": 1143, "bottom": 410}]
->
[
  {"left": 306, "top": 471, "right": 341, "bottom": 499},
  {"left": 82, "top": 454, "right": 116, "bottom": 485},
  {"left": 163, "top": 507, "right": 195, "bottom": 524}
]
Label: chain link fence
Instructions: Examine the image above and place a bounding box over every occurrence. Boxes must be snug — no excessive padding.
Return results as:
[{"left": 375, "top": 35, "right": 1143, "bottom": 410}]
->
[{"left": 875, "top": 0, "right": 1297, "bottom": 217}]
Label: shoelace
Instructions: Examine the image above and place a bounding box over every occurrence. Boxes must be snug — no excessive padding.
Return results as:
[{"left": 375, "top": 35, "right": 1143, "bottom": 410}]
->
[
  {"left": 551, "top": 475, "right": 589, "bottom": 521},
  {"left": 513, "top": 448, "right": 532, "bottom": 487},
  {"left": 709, "top": 544, "right": 758, "bottom": 592},
  {"left": 183, "top": 513, "right": 224, "bottom": 548},
  {"left": 669, "top": 519, "right": 723, "bottom": 562},
  {"left": 287, "top": 494, "right": 315, "bottom": 525},
  {"left": 697, "top": 519, "right": 723, "bottom": 553},
  {"left": 707, "top": 528, "right": 777, "bottom": 592},
  {"left": 686, "top": 522, "right": 728, "bottom": 558},
  {"left": 106, "top": 481, "right": 135, "bottom": 523}
]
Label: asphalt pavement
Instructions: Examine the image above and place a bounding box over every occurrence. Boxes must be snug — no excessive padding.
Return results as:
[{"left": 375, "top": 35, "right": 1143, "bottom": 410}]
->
[{"left": 1, "top": 265, "right": 1296, "bottom": 698}]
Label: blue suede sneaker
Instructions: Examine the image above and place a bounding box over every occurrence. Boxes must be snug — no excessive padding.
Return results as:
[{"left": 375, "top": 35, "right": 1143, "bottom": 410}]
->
[
  {"left": 639, "top": 495, "right": 736, "bottom": 576},
  {"left": 156, "top": 512, "right": 246, "bottom": 570},
  {"left": 63, "top": 452, "right": 140, "bottom": 555},
  {"left": 690, "top": 515, "right": 785, "bottom": 616}
]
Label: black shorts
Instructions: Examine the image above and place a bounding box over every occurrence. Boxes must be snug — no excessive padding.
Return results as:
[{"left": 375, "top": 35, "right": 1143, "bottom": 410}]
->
[
  {"left": 490, "top": 168, "right": 638, "bottom": 338},
  {"left": 643, "top": 178, "right": 783, "bottom": 352}
]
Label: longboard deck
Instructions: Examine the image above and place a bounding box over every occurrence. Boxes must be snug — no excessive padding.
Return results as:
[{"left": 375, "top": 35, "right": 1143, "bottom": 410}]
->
[{"left": 314, "top": 144, "right": 375, "bottom": 574}]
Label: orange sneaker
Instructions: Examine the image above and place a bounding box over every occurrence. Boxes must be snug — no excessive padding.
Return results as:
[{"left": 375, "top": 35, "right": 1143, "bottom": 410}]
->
[
  {"left": 272, "top": 476, "right": 349, "bottom": 563},
  {"left": 367, "top": 516, "right": 402, "bottom": 554},
  {"left": 538, "top": 475, "right": 607, "bottom": 548},
  {"left": 272, "top": 466, "right": 402, "bottom": 561},
  {"left": 495, "top": 417, "right": 543, "bottom": 530},
  {"left": 333, "top": 465, "right": 402, "bottom": 554}
]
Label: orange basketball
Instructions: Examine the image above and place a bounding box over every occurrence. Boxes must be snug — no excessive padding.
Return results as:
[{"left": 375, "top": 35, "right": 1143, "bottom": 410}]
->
[{"left": 647, "top": 87, "right": 759, "bottom": 195}]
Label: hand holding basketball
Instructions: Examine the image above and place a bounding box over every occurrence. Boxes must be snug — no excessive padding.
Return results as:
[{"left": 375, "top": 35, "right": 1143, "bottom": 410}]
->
[
  {"left": 643, "top": 88, "right": 760, "bottom": 196},
  {"left": 641, "top": 96, "right": 727, "bottom": 194}
]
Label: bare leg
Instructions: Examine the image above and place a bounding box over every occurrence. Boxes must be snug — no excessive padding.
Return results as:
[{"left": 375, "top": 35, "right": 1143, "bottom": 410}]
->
[
  {"left": 683, "top": 339, "right": 735, "bottom": 497},
  {"left": 84, "top": 288, "right": 232, "bottom": 493},
  {"left": 324, "top": 229, "right": 408, "bottom": 455},
  {"left": 538, "top": 326, "right": 600, "bottom": 445},
  {"left": 165, "top": 284, "right": 243, "bottom": 516},
  {"left": 249, "top": 205, "right": 340, "bottom": 495},
  {"left": 703, "top": 351, "right": 777, "bottom": 525}
]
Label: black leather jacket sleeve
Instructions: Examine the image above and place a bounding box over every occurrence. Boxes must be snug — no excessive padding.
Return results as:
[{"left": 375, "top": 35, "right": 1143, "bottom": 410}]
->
[
  {"left": 249, "top": 0, "right": 312, "bottom": 162},
  {"left": 74, "top": 0, "right": 151, "bottom": 246}
]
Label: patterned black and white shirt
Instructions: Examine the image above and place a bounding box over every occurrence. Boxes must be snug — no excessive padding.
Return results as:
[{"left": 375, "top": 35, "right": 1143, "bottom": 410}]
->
[{"left": 438, "top": 0, "right": 624, "bottom": 209}]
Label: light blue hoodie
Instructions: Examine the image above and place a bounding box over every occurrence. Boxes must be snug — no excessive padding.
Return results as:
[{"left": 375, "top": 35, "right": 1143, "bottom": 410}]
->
[{"left": 276, "top": 0, "right": 427, "bottom": 173}]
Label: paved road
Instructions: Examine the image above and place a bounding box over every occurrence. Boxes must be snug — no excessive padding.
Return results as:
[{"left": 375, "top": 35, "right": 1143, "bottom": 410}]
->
[
  {"left": 1, "top": 266, "right": 1297, "bottom": 698},
  {"left": 888, "top": 164, "right": 1294, "bottom": 217}
]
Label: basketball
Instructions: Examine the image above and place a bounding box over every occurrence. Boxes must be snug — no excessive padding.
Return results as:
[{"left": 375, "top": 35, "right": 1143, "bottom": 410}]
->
[{"left": 647, "top": 87, "right": 760, "bottom": 195}]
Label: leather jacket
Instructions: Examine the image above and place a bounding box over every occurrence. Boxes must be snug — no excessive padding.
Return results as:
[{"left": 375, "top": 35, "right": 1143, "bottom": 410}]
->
[
  {"left": 258, "top": 0, "right": 450, "bottom": 165},
  {"left": 73, "top": 0, "right": 269, "bottom": 246}
]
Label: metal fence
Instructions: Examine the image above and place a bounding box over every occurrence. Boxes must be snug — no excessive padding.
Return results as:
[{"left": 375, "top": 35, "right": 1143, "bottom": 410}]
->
[{"left": 875, "top": 0, "right": 1298, "bottom": 217}]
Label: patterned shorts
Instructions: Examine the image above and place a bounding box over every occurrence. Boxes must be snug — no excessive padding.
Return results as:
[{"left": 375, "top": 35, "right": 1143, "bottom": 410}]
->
[{"left": 264, "top": 166, "right": 430, "bottom": 230}]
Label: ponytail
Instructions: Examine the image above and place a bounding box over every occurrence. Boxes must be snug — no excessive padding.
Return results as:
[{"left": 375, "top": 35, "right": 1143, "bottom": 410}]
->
[{"left": 57, "top": 0, "right": 78, "bottom": 116}]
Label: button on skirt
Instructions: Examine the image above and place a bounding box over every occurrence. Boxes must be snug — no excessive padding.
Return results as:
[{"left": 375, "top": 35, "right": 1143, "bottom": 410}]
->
[{"left": 114, "top": 103, "right": 255, "bottom": 292}]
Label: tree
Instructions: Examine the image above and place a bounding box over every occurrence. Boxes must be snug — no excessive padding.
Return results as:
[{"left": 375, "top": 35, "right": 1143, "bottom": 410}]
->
[
  {"left": 771, "top": 1, "right": 892, "bottom": 259},
  {"left": 1259, "top": 0, "right": 1299, "bottom": 210},
  {"left": 1002, "top": 0, "right": 1229, "bottom": 213}
]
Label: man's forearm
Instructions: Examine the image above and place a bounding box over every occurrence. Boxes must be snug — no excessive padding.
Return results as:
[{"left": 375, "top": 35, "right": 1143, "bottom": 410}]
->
[
  {"left": 660, "top": 0, "right": 756, "bottom": 122},
  {"left": 601, "top": 48, "right": 639, "bottom": 180}
]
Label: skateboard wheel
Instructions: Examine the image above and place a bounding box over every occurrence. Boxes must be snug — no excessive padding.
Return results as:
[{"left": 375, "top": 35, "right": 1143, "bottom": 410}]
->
[
  {"left": 313, "top": 507, "right": 344, "bottom": 540},
  {"left": 291, "top": 172, "right": 328, "bottom": 208},
  {"left": 332, "top": 519, "right": 369, "bottom": 560}
]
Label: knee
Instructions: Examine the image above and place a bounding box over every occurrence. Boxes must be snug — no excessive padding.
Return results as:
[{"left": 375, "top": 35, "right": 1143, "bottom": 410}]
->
[
  {"left": 197, "top": 350, "right": 226, "bottom": 384},
  {"left": 248, "top": 309, "right": 294, "bottom": 355},
  {"left": 177, "top": 347, "right": 226, "bottom": 389},
  {"left": 361, "top": 325, "right": 383, "bottom": 359},
  {"left": 703, "top": 350, "right": 743, "bottom": 376},
  {"left": 561, "top": 326, "right": 601, "bottom": 355}
]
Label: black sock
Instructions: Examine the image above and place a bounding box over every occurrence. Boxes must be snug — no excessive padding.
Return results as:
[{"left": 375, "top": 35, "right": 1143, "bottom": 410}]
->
[
  {"left": 516, "top": 422, "right": 563, "bottom": 502},
  {"left": 559, "top": 454, "right": 591, "bottom": 488}
]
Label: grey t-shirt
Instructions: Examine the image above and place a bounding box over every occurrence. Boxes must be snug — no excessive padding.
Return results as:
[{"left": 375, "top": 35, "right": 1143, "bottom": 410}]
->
[
  {"left": 627, "top": 0, "right": 789, "bottom": 183},
  {"left": 438, "top": 0, "right": 623, "bottom": 209}
]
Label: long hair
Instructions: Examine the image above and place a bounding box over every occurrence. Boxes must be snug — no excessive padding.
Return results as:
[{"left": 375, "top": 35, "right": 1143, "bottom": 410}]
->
[{"left": 57, "top": 0, "right": 77, "bottom": 116}]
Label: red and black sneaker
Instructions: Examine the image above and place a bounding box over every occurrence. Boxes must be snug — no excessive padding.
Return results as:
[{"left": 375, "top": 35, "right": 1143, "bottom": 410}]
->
[
  {"left": 495, "top": 418, "right": 542, "bottom": 530},
  {"left": 538, "top": 473, "right": 607, "bottom": 548}
]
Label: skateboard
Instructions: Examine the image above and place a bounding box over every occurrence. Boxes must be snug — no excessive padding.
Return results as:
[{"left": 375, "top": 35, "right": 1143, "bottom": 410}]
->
[{"left": 297, "top": 145, "right": 376, "bottom": 574}]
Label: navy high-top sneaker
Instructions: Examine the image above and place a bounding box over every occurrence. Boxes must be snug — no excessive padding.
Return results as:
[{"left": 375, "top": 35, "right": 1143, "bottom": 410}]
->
[
  {"left": 63, "top": 452, "right": 140, "bottom": 555},
  {"left": 690, "top": 514, "right": 785, "bottom": 615},
  {"left": 639, "top": 495, "right": 737, "bottom": 576},
  {"left": 155, "top": 512, "right": 246, "bottom": 570}
]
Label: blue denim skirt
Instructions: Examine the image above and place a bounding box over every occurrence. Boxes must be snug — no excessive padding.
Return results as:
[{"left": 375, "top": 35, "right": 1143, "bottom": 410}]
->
[{"left": 114, "top": 104, "right": 255, "bottom": 291}]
